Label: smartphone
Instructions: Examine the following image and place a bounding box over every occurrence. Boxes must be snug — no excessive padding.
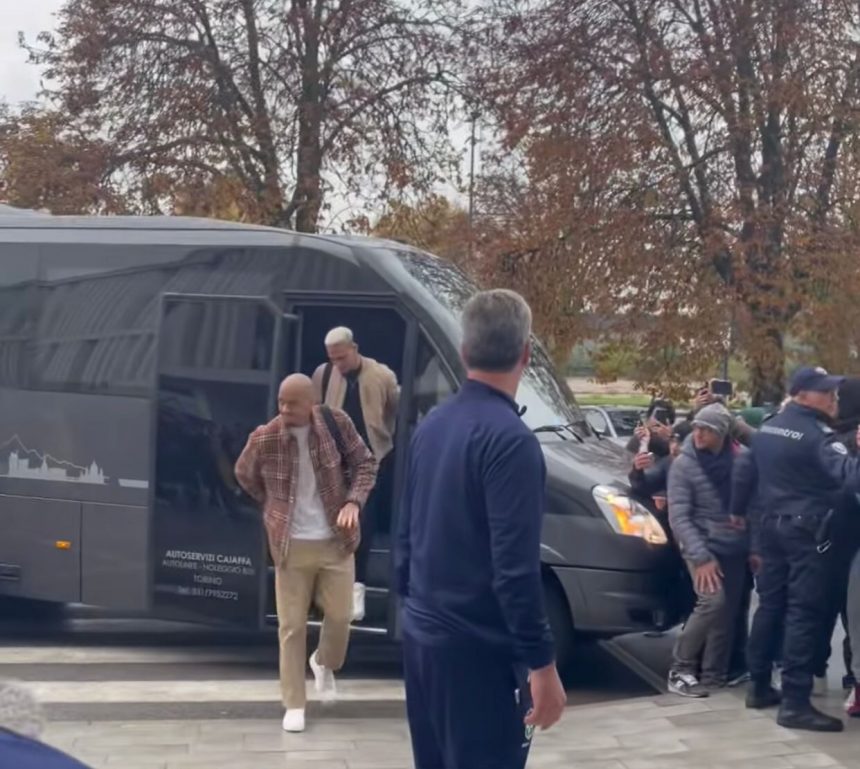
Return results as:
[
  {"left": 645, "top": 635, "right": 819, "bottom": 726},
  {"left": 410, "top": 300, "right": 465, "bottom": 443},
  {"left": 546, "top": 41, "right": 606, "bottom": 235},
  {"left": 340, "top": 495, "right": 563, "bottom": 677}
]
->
[
  {"left": 709, "top": 379, "right": 733, "bottom": 398},
  {"left": 652, "top": 406, "right": 670, "bottom": 424}
]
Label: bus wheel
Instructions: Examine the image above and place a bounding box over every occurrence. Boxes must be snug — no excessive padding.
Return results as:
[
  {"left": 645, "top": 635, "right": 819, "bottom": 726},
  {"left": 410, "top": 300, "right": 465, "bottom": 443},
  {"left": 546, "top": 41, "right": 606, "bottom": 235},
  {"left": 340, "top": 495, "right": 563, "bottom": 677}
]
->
[
  {"left": 0, "top": 596, "right": 66, "bottom": 621},
  {"left": 543, "top": 575, "right": 576, "bottom": 680}
]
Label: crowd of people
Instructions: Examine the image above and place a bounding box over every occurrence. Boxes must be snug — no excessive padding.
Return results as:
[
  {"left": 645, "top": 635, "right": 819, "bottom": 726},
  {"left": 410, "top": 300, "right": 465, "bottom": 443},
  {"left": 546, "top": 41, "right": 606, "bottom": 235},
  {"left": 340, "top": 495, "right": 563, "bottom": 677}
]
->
[{"left": 628, "top": 370, "right": 860, "bottom": 733}]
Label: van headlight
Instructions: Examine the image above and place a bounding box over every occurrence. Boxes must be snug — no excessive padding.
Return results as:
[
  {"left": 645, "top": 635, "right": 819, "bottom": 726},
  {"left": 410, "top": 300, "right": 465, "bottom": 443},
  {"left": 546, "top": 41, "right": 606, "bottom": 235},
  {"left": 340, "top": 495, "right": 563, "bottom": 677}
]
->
[{"left": 592, "top": 485, "right": 668, "bottom": 545}]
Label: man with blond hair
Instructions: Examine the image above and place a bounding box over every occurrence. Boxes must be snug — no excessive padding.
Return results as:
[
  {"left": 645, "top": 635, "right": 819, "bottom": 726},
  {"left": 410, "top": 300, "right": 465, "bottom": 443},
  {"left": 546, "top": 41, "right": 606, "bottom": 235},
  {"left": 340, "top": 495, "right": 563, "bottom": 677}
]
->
[{"left": 313, "top": 326, "right": 399, "bottom": 621}]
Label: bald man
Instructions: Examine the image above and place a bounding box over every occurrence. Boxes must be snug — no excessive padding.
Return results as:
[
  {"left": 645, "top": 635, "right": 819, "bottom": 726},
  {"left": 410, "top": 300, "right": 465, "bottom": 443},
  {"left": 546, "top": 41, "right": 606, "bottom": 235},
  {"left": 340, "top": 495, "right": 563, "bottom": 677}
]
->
[{"left": 235, "top": 374, "right": 377, "bottom": 733}]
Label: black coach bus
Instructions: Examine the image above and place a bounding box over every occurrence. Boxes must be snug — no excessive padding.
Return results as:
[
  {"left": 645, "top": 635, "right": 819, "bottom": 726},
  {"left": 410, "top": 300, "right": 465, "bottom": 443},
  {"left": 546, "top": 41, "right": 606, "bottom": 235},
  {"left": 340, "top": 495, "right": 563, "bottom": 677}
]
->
[{"left": 0, "top": 211, "right": 683, "bottom": 670}]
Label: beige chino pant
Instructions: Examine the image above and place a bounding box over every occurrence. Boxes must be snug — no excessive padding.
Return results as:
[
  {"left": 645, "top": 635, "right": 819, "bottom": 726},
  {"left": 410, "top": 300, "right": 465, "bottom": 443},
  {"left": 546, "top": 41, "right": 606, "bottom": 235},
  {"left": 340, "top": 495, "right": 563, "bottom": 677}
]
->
[{"left": 275, "top": 538, "right": 354, "bottom": 709}]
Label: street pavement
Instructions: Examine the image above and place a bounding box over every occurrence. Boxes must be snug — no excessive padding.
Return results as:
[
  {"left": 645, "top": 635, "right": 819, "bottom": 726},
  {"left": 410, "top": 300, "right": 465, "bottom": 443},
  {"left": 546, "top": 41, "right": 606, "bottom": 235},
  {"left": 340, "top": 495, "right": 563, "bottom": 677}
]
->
[
  {"left": 3, "top": 607, "right": 858, "bottom": 768},
  {"left": 33, "top": 688, "right": 860, "bottom": 769}
]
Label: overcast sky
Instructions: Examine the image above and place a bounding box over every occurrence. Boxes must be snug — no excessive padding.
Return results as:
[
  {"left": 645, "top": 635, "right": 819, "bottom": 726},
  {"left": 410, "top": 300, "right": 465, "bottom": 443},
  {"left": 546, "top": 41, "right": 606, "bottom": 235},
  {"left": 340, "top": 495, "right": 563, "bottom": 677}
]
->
[{"left": 1, "top": 1, "right": 63, "bottom": 105}]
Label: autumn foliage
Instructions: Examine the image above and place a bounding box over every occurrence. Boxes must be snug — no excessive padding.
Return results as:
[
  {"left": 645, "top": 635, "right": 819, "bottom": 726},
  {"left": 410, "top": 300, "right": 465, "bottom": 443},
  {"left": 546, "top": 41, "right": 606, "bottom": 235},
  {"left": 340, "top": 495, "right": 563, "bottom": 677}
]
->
[
  {"left": 13, "top": 0, "right": 462, "bottom": 231},
  {"left": 471, "top": 0, "right": 860, "bottom": 402}
]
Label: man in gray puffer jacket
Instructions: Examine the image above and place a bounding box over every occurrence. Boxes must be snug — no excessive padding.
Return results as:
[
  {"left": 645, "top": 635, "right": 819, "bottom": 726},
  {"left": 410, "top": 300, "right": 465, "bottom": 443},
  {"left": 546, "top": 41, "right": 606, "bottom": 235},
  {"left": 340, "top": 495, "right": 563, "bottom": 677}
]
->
[{"left": 667, "top": 403, "right": 750, "bottom": 697}]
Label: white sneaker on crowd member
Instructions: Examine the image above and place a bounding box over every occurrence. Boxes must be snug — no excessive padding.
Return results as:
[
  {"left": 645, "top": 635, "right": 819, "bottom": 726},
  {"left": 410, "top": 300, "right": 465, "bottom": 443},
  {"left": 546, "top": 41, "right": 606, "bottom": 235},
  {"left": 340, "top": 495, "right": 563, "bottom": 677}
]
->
[
  {"left": 813, "top": 675, "right": 829, "bottom": 697},
  {"left": 353, "top": 583, "right": 366, "bottom": 622},
  {"left": 282, "top": 709, "right": 306, "bottom": 733},
  {"left": 310, "top": 650, "right": 337, "bottom": 703}
]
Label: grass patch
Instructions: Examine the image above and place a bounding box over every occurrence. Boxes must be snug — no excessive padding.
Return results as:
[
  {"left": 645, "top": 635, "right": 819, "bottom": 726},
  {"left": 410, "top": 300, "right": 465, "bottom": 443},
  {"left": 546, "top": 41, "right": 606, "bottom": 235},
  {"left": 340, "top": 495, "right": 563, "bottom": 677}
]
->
[{"left": 575, "top": 394, "right": 653, "bottom": 407}]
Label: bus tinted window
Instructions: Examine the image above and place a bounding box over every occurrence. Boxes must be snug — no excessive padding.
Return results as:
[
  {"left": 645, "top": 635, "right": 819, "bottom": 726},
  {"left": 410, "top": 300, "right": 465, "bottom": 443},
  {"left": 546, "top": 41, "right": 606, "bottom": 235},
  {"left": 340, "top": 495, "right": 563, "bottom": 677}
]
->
[
  {"left": 0, "top": 245, "right": 38, "bottom": 388},
  {"left": 393, "top": 249, "right": 584, "bottom": 431}
]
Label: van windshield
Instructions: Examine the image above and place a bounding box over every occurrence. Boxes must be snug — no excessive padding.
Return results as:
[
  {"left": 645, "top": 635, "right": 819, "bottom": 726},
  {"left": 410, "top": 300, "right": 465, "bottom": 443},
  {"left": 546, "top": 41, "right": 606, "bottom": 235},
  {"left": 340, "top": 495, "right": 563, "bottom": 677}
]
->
[{"left": 393, "top": 249, "right": 586, "bottom": 431}]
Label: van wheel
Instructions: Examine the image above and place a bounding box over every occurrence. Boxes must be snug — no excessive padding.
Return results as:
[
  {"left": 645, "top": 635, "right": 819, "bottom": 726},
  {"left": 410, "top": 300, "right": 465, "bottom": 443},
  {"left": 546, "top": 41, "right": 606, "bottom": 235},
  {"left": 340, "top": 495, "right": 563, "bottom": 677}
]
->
[
  {"left": 0, "top": 596, "right": 66, "bottom": 621},
  {"left": 543, "top": 576, "right": 575, "bottom": 679}
]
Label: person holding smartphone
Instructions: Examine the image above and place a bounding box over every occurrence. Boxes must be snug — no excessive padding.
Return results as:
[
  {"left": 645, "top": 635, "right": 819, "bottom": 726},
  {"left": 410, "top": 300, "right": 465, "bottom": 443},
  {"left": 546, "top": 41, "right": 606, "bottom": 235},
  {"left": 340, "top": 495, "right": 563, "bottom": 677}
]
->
[{"left": 626, "top": 399, "right": 676, "bottom": 457}]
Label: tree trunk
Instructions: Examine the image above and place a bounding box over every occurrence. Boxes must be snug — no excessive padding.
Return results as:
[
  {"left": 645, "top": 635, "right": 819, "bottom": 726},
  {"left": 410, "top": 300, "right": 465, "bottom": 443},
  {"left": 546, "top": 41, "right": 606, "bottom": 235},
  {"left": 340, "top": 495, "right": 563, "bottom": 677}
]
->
[
  {"left": 746, "top": 320, "right": 786, "bottom": 406},
  {"left": 292, "top": 4, "right": 324, "bottom": 233},
  {"left": 294, "top": 132, "right": 322, "bottom": 232}
]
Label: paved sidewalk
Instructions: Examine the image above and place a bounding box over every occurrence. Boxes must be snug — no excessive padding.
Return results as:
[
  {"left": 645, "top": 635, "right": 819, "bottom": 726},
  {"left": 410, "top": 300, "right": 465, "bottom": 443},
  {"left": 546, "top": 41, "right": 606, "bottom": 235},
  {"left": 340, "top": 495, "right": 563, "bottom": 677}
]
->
[{"left": 40, "top": 689, "right": 858, "bottom": 769}]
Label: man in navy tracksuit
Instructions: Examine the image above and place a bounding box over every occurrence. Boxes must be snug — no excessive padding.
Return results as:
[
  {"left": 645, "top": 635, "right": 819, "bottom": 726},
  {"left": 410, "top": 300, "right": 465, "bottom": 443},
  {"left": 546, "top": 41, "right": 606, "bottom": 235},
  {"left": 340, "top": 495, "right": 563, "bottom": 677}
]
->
[
  {"left": 396, "top": 289, "right": 566, "bottom": 769},
  {"left": 733, "top": 367, "right": 860, "bottom": 732}
]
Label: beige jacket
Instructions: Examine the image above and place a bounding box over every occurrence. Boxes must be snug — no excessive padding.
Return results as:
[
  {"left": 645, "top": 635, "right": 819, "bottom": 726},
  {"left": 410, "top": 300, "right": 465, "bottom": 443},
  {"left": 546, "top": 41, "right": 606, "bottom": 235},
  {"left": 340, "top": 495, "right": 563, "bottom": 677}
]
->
[{"left": 312, "top": 356, "right": 399, "bottom": 459}]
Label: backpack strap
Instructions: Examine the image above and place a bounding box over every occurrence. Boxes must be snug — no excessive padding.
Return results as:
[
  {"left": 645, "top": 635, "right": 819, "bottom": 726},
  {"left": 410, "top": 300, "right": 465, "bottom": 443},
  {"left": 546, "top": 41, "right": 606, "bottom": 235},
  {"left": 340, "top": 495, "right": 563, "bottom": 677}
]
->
[
  {"left": 321, "top": 405, "right": 348, "bottom": 462},
  {"left": 321, "top": 362, "right": 334, "bottom": 404}
]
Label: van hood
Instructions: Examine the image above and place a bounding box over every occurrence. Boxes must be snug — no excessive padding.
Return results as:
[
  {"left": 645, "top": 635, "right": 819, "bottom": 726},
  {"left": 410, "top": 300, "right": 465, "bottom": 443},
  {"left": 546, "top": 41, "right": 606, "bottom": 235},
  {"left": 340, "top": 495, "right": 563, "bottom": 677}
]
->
[{"left": 539, "top": 435, "right": 632, "bottom": 490}]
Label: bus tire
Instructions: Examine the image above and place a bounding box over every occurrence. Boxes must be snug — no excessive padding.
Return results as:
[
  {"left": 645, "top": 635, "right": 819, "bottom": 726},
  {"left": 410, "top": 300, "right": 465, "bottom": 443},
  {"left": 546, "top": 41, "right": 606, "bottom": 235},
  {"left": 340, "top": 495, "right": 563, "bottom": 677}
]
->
[
  {"left": 543, "top": 573, "right": 576, "bottom": 680},
  {"left": 0, "top": 595, "right": 66, "bottom": 621}
]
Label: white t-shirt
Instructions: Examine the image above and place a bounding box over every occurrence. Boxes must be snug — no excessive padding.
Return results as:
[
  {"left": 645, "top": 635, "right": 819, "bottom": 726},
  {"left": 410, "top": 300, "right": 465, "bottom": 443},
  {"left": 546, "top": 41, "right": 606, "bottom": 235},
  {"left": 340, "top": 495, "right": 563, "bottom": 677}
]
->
[{"left": 289, "top": 426, "right": 332, "bottom": 540}]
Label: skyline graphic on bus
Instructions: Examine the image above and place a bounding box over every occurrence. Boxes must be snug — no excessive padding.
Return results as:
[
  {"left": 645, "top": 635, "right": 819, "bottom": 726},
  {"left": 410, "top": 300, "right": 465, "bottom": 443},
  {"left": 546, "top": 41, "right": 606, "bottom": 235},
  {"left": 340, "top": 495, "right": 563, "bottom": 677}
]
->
[{"left": 0, "top": 435, "right": 149, "bottom": 489}]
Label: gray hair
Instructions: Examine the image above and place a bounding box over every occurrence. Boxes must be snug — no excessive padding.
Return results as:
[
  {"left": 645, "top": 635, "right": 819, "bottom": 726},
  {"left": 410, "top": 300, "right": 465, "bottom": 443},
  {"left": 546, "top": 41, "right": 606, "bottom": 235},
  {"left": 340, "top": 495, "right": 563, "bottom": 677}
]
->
[
  {"left": 324, "top": 326, "right": 354, "bottom": 347},
  {"left": 462, "top": 289, "right": 532, "bottom": 373}
]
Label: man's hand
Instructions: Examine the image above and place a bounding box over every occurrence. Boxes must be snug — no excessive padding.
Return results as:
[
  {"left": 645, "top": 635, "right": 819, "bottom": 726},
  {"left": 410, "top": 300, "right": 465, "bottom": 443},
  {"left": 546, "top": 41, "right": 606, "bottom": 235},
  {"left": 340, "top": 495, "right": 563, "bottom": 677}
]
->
[
  {"left": 649, "top": 419, "right": 672, "bottom": 442},
  {"left": 749, "top": 554, "right": 763, "bottom": 575},
  {"left": 694, "top": 388, "right": 713, "bottom": 411},
  {"left": 855, "top": 425, "right": 860, "bottom": 450},
  {"left": 633, "top": 452, "right": 655, "bottom": 471},
  {"left": 728, "top": 515, "right": 747, "bottom": 531},
  {"left": 694, "top": 560, "right": 723, "bottom": 595},
  {"left": 634, "top": 425, "right": 649, "bottom": 442},
  {"left": 525, "top": 663, "right": 566, "bottom": 731},
  {"left": 336, "top": 502, "right": 360, "bottom": 530},
  {"left": 652, "top": 494, "right": 667, "bottom": 512}
]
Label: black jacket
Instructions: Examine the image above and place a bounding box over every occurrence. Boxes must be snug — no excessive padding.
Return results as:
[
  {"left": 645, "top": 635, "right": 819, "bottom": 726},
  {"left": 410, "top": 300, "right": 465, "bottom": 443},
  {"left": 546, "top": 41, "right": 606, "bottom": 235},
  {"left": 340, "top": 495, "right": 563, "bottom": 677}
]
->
[
  {"left": 732, "top": 402, "right": 860, "bottom": 527},
  {"left": 629, "top": 455, "right": 671, "bottom": 498}
]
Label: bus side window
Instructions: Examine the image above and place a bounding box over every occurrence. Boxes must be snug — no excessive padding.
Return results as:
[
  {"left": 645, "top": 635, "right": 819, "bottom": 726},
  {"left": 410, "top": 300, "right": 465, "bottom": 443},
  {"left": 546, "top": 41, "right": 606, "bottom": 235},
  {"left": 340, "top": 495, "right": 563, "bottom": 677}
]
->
[{"left": 412, "top": 333, "right": 455, "bottom": 423}]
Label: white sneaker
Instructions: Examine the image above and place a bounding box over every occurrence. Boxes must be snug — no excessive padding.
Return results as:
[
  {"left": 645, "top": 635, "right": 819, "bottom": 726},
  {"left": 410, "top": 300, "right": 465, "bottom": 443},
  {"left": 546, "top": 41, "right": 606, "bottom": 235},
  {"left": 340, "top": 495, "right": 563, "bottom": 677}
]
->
[
  {"left": 352, "top": 583, "right": 366, "bottom": 622},
  {"left": 309, "top": 650, "right": 337, "bottom": 703},
  {"left": 813, "top": 676, "right": 828, "bottom": 697},
  {"left": 282, "top": 709, "right": 305, "bottom": 732}
]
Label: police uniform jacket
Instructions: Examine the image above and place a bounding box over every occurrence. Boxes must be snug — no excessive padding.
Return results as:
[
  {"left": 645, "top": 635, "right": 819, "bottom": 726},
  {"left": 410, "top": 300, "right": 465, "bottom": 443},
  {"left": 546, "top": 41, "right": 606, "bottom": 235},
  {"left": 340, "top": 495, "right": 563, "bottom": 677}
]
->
[{"left": 732, "top": 402, "right": 860, "bottom": 525}]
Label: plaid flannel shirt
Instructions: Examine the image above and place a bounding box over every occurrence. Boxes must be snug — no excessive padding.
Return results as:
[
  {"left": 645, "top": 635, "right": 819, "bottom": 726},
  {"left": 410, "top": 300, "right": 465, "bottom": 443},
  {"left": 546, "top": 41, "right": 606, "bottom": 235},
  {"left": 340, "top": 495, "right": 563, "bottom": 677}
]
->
[{"left": 234, "top": 406, "right": 378, "bottom": 564}]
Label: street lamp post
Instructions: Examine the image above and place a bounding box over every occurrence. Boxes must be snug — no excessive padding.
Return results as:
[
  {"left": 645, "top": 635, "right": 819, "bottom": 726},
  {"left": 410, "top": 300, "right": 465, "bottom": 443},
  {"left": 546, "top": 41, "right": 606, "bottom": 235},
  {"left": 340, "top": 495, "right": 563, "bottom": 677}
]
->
[{"left": 468, "top": 109, "right": 480, "bottom": 260}]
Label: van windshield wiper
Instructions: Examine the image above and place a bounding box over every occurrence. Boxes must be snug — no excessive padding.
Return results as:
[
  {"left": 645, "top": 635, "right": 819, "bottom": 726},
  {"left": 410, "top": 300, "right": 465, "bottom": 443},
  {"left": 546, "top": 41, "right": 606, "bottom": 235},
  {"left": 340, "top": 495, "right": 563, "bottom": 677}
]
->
[
  {"left": 563, "top": 422, "right": 587, "bottom": 442},
  {"left": 532, "top": 423, "right": 585, "bottom": 443}
]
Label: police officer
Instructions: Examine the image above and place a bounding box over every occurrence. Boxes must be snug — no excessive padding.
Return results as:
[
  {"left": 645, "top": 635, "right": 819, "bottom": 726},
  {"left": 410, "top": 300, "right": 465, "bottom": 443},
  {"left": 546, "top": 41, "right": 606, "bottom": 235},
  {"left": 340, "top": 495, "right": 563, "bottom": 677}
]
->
[{"left": 732, "top": 367, "right": 860, "bottom": 732}]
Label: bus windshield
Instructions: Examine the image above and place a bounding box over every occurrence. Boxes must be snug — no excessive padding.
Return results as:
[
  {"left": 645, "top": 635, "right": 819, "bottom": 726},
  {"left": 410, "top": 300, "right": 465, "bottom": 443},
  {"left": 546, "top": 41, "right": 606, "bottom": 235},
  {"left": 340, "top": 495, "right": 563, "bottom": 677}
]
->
[{"left": 392, "top": 249, "right": 586, "bottom": 432}]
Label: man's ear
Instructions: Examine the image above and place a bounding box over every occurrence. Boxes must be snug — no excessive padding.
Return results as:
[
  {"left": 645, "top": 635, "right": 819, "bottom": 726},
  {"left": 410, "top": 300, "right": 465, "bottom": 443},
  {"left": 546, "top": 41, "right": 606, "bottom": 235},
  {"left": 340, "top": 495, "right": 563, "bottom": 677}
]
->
[{"left": 521, "top": 342, "right": 531, "bottom": 368}]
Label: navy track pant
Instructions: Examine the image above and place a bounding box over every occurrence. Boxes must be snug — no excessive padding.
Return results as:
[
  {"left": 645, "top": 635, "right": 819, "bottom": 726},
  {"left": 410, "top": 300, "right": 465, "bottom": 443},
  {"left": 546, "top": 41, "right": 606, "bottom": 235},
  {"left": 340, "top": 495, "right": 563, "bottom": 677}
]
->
[{"left": 402, "top": 635, "right": 534, "bottom": 769}]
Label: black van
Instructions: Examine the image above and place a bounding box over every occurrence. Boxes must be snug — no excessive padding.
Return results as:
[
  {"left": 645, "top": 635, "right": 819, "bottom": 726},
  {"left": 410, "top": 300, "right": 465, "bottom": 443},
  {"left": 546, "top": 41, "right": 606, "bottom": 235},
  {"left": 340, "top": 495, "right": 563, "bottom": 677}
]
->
[{"left": 0, "top": 213, "right": 683, "bottom": 670}]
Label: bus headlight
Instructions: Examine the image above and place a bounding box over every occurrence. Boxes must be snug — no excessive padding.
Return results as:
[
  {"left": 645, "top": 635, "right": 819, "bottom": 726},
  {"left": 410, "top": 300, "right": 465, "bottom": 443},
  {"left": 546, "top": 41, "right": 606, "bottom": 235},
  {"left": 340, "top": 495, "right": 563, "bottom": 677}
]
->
[{"left": 592, "top": 485, "right": 668, "bottom": 545}]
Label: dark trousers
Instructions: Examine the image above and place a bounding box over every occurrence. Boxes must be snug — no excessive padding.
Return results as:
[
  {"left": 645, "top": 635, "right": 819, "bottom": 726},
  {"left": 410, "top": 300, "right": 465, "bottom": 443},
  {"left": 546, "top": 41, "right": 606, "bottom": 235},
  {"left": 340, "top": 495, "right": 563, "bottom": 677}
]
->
[
  {"left": 728, "top": 566, "right": 754, "bottom": 674},
  {"left": 355, "top": 451, "right": 393, "bottom": 584},
  {"left": 403, "top": 635, "right": 534, "bottom": 769},
  {"left": 748, "top": 515, "right": 829, "bottom": 704},
  {"left": 813, "top": 531, "right": 858, "bottom": 680}
]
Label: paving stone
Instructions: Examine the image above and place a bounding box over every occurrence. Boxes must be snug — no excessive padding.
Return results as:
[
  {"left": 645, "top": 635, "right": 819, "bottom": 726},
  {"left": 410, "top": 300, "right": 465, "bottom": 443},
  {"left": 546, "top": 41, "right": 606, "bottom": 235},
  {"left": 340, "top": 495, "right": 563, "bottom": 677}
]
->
[{"left": 785, "top": 755, "right": 844, "bottom": 768}]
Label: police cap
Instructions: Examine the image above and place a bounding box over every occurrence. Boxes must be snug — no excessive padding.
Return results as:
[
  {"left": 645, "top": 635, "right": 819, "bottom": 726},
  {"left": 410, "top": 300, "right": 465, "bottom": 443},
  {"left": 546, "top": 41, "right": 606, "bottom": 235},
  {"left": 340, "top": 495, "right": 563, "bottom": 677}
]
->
[{"left": 788, "top": 366, "right": 845, "bottom": 396}]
